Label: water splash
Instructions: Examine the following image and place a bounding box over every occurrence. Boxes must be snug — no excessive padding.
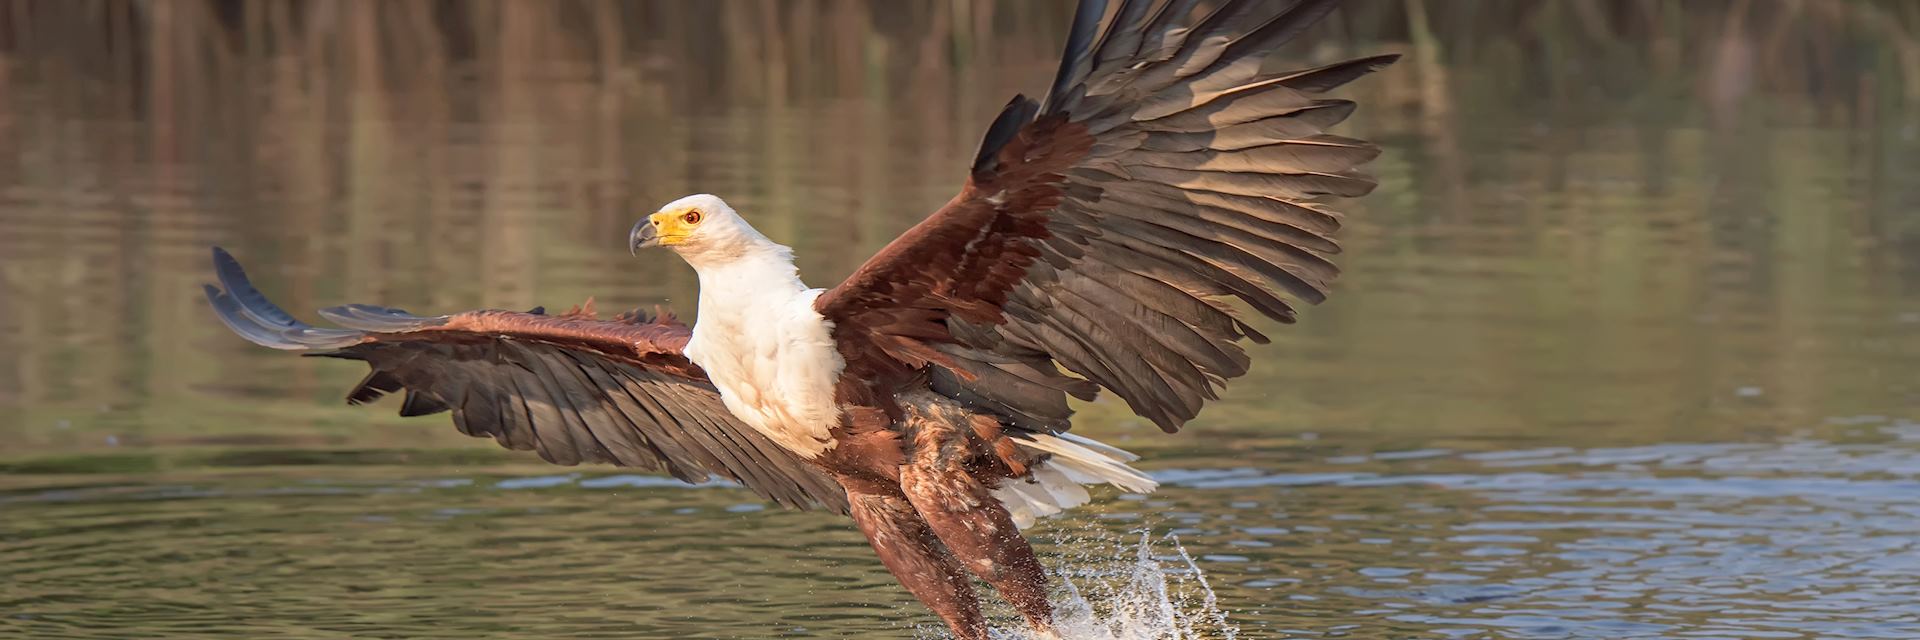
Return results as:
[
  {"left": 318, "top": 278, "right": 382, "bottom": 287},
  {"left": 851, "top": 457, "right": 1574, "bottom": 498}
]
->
[
  {"left": 919, "top": 529, "right": 1238, "bottom": 640},
  {"left": 1042, "top": 530, "right": 1237, "bottom": 640}
]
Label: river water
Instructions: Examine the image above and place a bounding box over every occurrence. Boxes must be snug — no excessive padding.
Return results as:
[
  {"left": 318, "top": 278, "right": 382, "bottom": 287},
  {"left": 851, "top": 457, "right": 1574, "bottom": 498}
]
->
[{"left": 3, "top": 2, "right": 1919, "bottom": 638}]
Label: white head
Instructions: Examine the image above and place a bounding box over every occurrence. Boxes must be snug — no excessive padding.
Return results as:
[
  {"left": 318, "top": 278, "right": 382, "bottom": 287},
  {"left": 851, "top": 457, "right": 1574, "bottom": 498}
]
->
[{"left": 629, "top": 194, "right": 782, "bottom": 268}]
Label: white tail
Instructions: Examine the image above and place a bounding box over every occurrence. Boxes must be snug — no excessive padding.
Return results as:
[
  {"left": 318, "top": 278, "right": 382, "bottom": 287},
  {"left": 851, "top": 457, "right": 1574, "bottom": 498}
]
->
[{"left": 994, "top": 432, "right": 1160, "bottom": 529}]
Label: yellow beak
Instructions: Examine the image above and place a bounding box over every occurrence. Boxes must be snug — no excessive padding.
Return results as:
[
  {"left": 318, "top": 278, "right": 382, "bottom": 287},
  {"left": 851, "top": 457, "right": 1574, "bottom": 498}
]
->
[{"left": 631, "top": 209, "right": 696, "bottom": 252}]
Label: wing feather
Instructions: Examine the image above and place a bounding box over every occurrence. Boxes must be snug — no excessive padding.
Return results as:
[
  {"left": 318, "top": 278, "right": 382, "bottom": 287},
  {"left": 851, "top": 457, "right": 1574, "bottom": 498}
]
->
[
  {"left": 204, "top": 248, "right": 848, "bottom": 514},
  {"left": 817, "top": 0, "right": 1393, "bottom": 433}
]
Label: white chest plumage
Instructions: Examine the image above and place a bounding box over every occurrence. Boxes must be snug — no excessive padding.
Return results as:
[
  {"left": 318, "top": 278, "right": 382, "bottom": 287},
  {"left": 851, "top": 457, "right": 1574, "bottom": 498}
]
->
[{"left": 681, "top": 253, "right": 845, "bottom": 458}]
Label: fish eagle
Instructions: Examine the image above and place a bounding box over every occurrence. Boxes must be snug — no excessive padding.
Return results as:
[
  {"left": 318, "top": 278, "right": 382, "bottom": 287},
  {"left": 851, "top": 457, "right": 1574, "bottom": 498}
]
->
[{"left": 203, "top": 0, "right": 1394, "bottom": 637}]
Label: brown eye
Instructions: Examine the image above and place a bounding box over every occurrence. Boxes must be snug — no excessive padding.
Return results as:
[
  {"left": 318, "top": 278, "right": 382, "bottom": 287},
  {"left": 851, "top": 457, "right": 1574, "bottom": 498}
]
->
[{"left": 682, "top": 210, "right": 702, "bottom": 225}]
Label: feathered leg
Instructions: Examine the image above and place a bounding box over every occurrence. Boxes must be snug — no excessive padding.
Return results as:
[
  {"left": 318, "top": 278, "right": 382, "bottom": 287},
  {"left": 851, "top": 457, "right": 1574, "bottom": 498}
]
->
[
  {"left": 842, "top": 477, "right": 989, "bottom": 640},
  {"left": 901, "top": 462, "right": 1055, "bottom": 633},
  {"left": 897, "top": 400, "right": 1056, "bottom": 634}
]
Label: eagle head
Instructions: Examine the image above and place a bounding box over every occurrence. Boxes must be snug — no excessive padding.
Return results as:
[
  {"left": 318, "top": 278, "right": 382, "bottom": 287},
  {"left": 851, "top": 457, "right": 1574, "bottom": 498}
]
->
[{"left": 631, "top": 194, "right": 757, "bottom": 257}]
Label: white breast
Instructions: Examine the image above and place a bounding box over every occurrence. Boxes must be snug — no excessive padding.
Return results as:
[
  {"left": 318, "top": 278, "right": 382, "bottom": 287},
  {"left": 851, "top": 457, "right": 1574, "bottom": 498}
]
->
[{"left": 684, "top": 287, "right": 845, "bottom": 458}]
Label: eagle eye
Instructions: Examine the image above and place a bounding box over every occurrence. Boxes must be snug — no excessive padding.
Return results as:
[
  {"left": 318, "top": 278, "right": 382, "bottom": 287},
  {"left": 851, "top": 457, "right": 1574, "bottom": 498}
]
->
[{"left": 683, "top": 210, "right": 703, "bottom": 225}]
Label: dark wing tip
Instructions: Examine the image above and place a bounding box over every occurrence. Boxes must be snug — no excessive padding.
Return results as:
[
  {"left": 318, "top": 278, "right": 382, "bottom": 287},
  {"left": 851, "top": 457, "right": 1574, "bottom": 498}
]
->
[
  {"left": 1040, "top": 0, "right": 1110, "bottom": 113},
  {"left": 204, "top": 283, "right": 302, "bottom": 350},
  {"left": 204, "top": 248, "right": 364, "bottom": 350},
  {"left": 971, "top": 94, "right": 1042, "bottom": 176},
  {"left": 1281, "top": 53, "right": 1403, "bottom": 94},
  {"left": 210, "top": 245, "right": 302, "bottom": 329}
]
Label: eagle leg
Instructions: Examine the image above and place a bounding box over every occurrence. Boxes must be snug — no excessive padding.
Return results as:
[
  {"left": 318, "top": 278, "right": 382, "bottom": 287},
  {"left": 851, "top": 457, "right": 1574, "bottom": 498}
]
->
[
  {"left": 901, "top": 461, "right": 1054, "bottom": 633},
  {"left": 842, "top": 477, "right": 988, "bottom": 640},
  {"left": 897, "top": 394, "right": 1055, "bottom": 634}
]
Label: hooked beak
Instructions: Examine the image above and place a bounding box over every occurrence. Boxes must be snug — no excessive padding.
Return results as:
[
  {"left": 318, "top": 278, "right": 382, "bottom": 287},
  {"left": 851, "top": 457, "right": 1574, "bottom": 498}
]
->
[{"left": 629, "top": 219, "right": 658, "bottom": 255}]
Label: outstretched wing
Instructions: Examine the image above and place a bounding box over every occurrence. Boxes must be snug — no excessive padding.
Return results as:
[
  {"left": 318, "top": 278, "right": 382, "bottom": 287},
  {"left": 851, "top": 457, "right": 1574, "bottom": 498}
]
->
[
  {"left": 204, "top": 248, "right": 848, "bottom": 514},
  {"left": 817, "top": 0, "right": 1395, "bottom": 433}
]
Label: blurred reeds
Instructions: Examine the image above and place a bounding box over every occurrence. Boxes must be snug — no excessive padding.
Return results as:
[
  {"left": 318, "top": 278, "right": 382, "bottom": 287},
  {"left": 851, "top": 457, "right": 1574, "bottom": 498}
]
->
[{"left": 0, "top": 1, "right": 1916, "bottom": 457}]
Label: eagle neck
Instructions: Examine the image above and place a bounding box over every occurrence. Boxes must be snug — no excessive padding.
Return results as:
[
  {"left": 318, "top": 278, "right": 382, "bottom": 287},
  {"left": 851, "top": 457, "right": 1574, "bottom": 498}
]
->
[
  {"left": 688, "top": 242, "right": 810, "bottom": 319},
  {"left": 679, "top": 239, "right": 844, "bottom": 459}
]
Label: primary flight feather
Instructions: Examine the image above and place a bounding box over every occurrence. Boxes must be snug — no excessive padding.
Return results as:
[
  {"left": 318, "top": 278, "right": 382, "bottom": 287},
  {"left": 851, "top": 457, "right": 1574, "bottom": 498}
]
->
[{"left": 205, "top": 1, "right": 1394, "bottom": 637}]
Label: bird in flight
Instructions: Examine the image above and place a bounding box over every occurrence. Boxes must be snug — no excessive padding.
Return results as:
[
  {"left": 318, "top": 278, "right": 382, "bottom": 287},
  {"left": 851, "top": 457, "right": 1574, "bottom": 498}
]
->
[{"left": 204, "top": 0, "right": 1393, "bottom": 637}]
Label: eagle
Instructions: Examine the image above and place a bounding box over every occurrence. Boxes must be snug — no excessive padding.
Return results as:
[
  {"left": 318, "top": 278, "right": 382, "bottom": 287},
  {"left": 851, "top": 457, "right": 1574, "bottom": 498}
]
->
[{"left": 203, "top": 0, "right": 1394, "bottom": 637}]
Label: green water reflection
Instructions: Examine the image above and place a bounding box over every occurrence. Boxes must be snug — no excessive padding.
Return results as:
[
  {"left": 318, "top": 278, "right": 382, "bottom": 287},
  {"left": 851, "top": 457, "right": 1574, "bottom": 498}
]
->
[{"left": 2, "top": 2, "right": 1919, "bottom": 638}]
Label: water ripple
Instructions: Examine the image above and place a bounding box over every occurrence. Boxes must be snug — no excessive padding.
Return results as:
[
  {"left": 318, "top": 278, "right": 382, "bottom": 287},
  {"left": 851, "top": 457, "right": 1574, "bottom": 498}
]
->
[{"left": 6, "top": 427, "right": 1920, "bottom": 638}]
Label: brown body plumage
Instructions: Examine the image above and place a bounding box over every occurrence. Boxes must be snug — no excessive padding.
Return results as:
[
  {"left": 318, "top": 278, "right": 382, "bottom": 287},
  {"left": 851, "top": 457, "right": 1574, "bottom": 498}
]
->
[{"left": 205, "top": 1, "right": 1393, "bottom": 637}]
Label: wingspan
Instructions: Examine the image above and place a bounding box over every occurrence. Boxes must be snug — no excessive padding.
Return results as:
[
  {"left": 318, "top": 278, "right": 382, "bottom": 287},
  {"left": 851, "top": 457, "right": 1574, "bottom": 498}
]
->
[
  {"left": 816, "top": 0, "right": 1395, "bottom": 433},
  {"left": 205, "top": 247, "right": 849, "bottom": 514}
]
